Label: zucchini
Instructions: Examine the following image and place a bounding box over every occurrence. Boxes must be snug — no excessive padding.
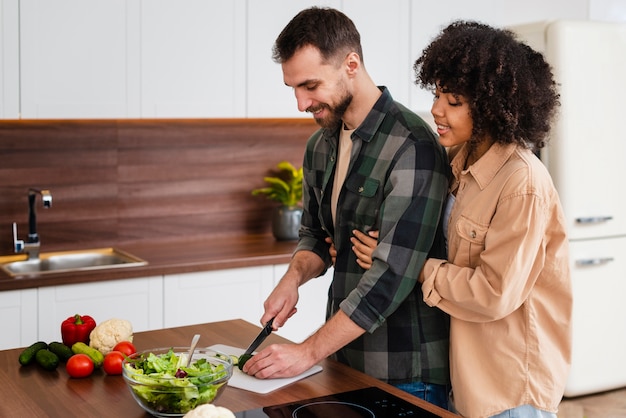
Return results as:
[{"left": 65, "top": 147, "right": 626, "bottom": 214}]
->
[
  {"left": 48, "top": 341, "right": 74, "bottom": 362},
  {"left": 35, "top": 349, "right": 60, "bottom": 371},
  {"left": 237, "top": 353, "right": 253, "bottom": 371},
  {"left": 18, "top": 341, "right": 48, "bottom": 366},
  {"left": 72, "top": 342, "right": 104, "bottom": 367}
]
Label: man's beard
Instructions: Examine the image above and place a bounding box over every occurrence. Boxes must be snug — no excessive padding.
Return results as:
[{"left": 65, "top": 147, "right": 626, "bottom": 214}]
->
[{"left": 308, "top": 93, "right": 353, "bottom": 130}]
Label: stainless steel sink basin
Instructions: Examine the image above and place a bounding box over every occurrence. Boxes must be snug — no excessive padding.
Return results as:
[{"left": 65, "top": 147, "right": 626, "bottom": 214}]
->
[{"left": 0, "top": 248, "right": 147, "bottom": 277}]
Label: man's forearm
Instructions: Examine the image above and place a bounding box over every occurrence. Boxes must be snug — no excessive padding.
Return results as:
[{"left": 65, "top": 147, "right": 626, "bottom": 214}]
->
[
  {"left": 284, "top": 250, "right": 327, "bottom": 287},
  {"left": 302, "top": 309, "right": 366, "bottom": 361}
]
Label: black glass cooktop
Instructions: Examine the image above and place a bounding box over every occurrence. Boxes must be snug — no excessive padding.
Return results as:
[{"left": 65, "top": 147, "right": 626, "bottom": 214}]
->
[{"left": 234, "top": 386, "right": 442, "bottom": 417}]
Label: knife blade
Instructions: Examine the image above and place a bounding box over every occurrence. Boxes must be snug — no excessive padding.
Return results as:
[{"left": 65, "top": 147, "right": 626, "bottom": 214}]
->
[{"left": 243, "top": 317, "right": 274, "bottom": 356}]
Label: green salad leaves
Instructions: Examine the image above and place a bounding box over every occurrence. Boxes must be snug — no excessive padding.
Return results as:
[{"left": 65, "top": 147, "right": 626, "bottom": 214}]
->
[{"left": 124, "top": 348, "right": 230, "bottom": 414}]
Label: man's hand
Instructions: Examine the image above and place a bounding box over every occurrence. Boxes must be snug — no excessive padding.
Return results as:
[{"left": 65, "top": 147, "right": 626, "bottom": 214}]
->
[
  {"left": 242, "top": 342, "right": 314, "bottom": 379},
  {"left": 261, "top": 251, "right": 325, "bottom": 328},
  {"left": 244, "top": 310, "right": 365, "bottom": 379}
]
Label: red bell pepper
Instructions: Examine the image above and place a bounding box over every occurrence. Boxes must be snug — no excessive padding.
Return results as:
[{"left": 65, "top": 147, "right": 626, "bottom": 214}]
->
[{"left": 61, "top": 314, "right": 96, "bottom": 347}]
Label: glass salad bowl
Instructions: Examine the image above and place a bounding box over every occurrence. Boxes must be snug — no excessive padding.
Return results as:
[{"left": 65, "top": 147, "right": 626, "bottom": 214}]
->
[{"left": 122, "top": 347, "right": 233, "bottom": 417}]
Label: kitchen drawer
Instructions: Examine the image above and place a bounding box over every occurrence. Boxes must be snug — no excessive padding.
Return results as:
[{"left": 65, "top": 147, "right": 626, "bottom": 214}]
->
[{"left": 565, "top": 236, "right": 626, "bottom": 396}]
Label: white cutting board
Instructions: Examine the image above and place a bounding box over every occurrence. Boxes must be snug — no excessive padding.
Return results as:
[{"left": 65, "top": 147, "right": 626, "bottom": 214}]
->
[{"left": 209, "top": 344, "right": 323, "bottom": 394}]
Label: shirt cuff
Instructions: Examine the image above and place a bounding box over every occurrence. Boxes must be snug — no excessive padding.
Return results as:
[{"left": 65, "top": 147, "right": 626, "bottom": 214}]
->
[{"left": 421, "top": 258, "right": 447, "bottom": 307}]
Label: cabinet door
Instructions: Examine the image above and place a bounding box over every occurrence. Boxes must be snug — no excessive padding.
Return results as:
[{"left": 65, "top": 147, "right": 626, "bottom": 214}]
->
[
  {"left": 246, "top": 0, "right": 411, "bottom": 117},
  {"left": 140, "top": 1, "right": 246, "bottom": 117},
  {"left": 37, "top": 276, "right": 163, "bottom": 344},
  {"left": 163, "top": 266, "right": 274, "bottom": 328},
  {"left": 0, "top": 289, "right": 37, "bottom": 350},
  {"left": 271, "top": 264, "right": 333, "bottom": 343},
  {"left": 0, "top": 0, "right": 20, "bottom": 118},
  {"left": 565, "top": 237, "right": 626, "bottom": 396},
  {"left": 19, "top": 0, "right": 140, "bottom": 118}
]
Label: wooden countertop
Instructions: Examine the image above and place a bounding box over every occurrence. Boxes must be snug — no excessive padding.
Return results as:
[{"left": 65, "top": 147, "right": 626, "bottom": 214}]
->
[
  {"left": 0, "top": 319, "right": 457, "bottom": 417},
  {"left": 0, "top": 234, "right": 298, "bottom": 291}
]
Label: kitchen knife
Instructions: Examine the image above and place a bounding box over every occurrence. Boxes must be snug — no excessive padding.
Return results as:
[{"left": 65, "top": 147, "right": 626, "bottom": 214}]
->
[{"left": 243, "top": 317, "right": 274, "bottom": 356}]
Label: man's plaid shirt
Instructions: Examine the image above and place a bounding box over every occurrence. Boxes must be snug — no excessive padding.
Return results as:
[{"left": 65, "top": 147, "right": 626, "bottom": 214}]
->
[{"left": 295, "top": 87, "right": 451, "bottom": 385}]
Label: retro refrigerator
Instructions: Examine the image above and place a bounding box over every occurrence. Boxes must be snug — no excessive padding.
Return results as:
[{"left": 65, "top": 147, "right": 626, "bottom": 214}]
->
[{"left": 511, "top": 20, "right": 626, "bottom": 397}]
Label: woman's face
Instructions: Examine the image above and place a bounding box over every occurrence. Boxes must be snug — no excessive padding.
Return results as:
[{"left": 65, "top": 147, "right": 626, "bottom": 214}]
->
[{"left": 430, "top": 86, "right": 473, "bottom": 148}]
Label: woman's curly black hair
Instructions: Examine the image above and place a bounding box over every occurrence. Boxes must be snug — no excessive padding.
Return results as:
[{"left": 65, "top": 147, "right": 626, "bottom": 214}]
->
[{"left": 414, "top": 20, "right": 560, "bottom": 150}]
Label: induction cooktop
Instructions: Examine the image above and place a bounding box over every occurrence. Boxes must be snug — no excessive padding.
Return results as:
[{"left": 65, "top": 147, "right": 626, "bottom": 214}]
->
[{"left": 234, "top": 386, "right": 443, "bottom": 417}]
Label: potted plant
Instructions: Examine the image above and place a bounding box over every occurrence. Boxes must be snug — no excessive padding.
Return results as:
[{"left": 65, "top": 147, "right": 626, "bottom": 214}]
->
[{"left": 252, "top": 161, "right": 303, "bottom": 241}]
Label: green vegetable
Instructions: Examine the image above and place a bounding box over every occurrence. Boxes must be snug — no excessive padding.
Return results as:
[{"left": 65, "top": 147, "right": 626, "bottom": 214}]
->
[
  {"left": 124, "top": 348, "right": 229, "bottom": 414},
  {"left": 35, "top": 349, "right": 60, "bottom": 371},
  {"left": 72, "top": 342, "right": 104, "bottom": 367},
  {"left": 237, "top": 354, "right": 253, "bottom": 371},
  {"left": 18, "top": 341, "right": 48, "bottom": 366},
  {"left": 48, "top": 341, "right": 74, "bottom": 362}
]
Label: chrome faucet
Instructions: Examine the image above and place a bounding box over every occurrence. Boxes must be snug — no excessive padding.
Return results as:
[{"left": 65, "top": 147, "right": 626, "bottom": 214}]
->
[{"left": 12, "top": 188, "right": 52, "bottom": 260}]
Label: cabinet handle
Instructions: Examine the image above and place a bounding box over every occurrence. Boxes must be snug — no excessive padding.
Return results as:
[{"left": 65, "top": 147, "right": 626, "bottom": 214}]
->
[
  {"left": 575, "top": 216, "right": 613, "bottom": 224},
  {"left": 575, "top": 257, "right": 615, "bottom": 266}
]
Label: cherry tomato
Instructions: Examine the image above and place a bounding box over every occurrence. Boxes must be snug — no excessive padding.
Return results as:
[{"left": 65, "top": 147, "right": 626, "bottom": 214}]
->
[
  {"left": 66, "top": 354, "right": 94, "bottom": 378},
  {"left": 113, "top": 341, "right": 137, "bottom": 357},
  {"left": 103, "top": 351, "right": 125, "bottom": 375}
]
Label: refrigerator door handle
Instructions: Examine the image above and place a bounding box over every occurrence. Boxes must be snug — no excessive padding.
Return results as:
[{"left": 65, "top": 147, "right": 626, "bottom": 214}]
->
[
  {"left": 575, "top": 216, "right": 613, "bottom": 224},
  {"left": 575, "top": 257, "right": 615, "bottom": 267}
]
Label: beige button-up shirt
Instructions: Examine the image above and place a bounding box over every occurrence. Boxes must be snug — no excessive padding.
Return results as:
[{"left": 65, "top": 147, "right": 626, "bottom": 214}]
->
[{"left": 421, "top": 142, "right": 572, "bottom": 418}]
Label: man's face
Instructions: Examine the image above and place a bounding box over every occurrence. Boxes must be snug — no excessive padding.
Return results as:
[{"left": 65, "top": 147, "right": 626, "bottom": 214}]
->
[{"left": 282, "top": 45, "right": 352, "bottom": 130}]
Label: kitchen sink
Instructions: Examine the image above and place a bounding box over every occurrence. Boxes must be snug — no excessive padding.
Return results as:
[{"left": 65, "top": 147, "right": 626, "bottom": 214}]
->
[{"left": 0, "top": 247, "right": 147, "bottom": 277}]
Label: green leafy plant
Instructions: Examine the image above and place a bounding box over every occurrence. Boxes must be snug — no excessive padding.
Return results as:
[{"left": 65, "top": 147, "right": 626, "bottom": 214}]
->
[{"left": 252, "top": 161, "right": 303, "bottom": 207}]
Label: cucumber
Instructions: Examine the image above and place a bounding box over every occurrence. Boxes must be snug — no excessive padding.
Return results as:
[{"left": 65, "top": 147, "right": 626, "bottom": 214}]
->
[
  {"left": 72, "top": 342, "right": 104, "bottom": 367},
  {"left": 48, "top": 341, "right": 74, "bottom": 362},
  {"left": 18, "top": 341, "right": 48, "bottom": 366},
  {"left": 35, "top": 349, "right": 60, "bottom": 371},
  {"left": 237, "top": 353, "right": 253, "bottom": 371}
]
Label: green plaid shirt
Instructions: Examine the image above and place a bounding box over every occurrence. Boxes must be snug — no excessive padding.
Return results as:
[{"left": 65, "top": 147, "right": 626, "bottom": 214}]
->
[{"left": 296, "top": 87, "right": 450, "bottom": 385}]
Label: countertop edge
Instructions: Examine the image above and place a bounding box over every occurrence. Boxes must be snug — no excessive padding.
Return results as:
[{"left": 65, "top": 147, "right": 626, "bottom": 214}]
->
[{"left": 0, "top": 235, "right": 298, "bottom": 291}]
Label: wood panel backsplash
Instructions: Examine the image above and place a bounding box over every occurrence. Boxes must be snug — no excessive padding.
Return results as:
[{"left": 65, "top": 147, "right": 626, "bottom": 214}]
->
[{"left": 0, "top": 119, "right": 316, "bottom": 255}]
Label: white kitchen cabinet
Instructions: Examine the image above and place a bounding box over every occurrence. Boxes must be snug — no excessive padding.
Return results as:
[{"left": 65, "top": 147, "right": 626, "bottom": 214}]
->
[
  {"left": 271, "top": 264, "right": 333, "bottom": 343},
  {"left": 0, "top": 0, "right": 19, "bottom": 118},
  {"left": 0, "top": 289, "right": 38, "bottom": 350},
  {"left": 140, "top": 1, "right": 246, "bottom": 117},
  {"left": 19, "top": 0, "right": 141, "bottom": 118},
  {"left": 163, "top": 266, "right": 275, "bottom": 329},
  {"left": 18, "top": 0, "right": 246, "bottom": 119},
  {"left": 37, "top": 276, "right": 163, "bottom": 344}
]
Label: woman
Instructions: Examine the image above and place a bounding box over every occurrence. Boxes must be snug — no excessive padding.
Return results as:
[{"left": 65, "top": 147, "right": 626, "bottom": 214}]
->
[{"left": 340, "top": 21, "right": 572, "bottom": 417}]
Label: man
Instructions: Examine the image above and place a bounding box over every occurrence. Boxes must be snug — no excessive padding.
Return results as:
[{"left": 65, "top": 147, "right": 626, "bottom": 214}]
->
[{"left": 242, "top": 7, "right": 451, "bottom": 408}]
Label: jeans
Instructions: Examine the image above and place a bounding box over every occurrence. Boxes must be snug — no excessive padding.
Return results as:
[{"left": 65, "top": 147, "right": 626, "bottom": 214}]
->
[
  {"left": 392, "top": 381, "right": 449, "bottom": 410},
  {"left": 489, "top": 405, "right": 557, "bottom": 418}
]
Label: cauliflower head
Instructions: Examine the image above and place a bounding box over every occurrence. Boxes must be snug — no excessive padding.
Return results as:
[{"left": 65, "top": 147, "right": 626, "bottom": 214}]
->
[
  {"left": 183, "top": 404, "right": 235, "bottom": 418},
  {"left": 89, "top": 318, "right": 133, "bottom": 355}
]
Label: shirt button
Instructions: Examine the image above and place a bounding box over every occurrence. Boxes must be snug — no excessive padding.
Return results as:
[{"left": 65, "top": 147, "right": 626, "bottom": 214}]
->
[
  {"left": 358, "top": 186, "right": 364, "bottom": 193},
  {"left": 470, "top": 230, "right": 476, "bottom": 238},
  {"left": 330, "top": 156, "right": 335, "bottom": 162}
]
